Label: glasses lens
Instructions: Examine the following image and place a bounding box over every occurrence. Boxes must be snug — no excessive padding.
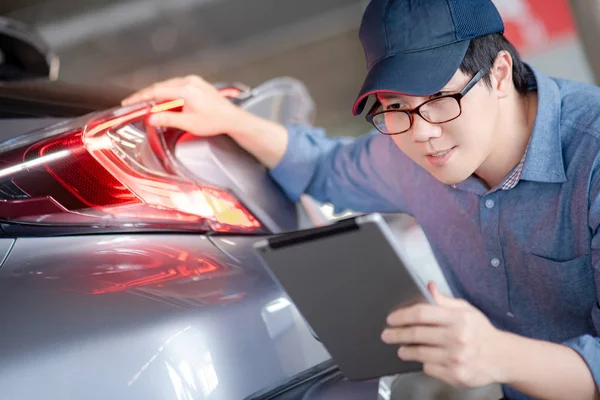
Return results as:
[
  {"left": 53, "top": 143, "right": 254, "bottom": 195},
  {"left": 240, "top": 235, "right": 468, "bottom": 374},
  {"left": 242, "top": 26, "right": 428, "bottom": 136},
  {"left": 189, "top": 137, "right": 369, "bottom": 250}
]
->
[
  {"left": 373, "top": 111, "right": 411, "bottom": 134},
  {"left": 420, "top": 97, "right": 461, "bottom": 123}
]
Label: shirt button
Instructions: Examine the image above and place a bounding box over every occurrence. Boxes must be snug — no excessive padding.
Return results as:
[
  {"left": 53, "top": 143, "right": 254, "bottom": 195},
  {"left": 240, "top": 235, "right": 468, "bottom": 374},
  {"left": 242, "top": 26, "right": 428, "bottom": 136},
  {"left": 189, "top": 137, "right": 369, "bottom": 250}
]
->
[
  {"left": 485, "top": 199, "right": 495, "bottom": 209},
  {"left": 490, "top": 258, "right": 500, "bottom": 267},
  {"left": 506, "top": 312, "right": 515, "bottom": 318}
]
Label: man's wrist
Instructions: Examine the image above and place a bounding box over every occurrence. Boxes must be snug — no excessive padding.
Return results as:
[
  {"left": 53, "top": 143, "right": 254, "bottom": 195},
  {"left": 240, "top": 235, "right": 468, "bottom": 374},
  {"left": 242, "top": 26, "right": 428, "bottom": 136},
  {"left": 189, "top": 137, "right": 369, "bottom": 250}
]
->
[
  {"left": 226, "top": 109, "right": 276, "bottom": 140},
  {"left": 487, "top": 329, "right": 520, "bottom": 385},
  {"left": 225, "top": 109, "right": 289, "bottom": 169}
]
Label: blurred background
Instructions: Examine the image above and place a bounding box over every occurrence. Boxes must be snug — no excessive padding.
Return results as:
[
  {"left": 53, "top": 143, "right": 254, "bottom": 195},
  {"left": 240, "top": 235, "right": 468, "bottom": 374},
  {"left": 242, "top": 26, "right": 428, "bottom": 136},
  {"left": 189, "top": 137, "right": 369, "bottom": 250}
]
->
[{"left": 1, "top": 0, "right": 597, "bottom": 137}]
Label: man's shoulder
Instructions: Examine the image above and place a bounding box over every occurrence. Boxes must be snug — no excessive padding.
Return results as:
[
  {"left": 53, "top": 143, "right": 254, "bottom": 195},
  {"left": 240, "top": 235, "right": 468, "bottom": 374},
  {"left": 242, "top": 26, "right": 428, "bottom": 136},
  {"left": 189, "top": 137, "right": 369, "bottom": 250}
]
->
[
  {"left": 553, "top": 78, "right": 600, "bottom": 187},
  {"left": 555, "top": 77, "right": 600, "bottom": 140}
]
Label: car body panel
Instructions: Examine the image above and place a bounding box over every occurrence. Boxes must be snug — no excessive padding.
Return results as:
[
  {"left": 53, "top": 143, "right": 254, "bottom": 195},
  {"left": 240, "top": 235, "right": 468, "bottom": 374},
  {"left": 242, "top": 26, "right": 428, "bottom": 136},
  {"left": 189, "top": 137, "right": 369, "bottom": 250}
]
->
[
  {"left": 175, "top": 135, "right": 298, "bottom": 234},
  {"left": 0, "top": 79, "right": 129, "bottom": 117},
  {"left": 0, "top": 233, "right": 330, "bottom": 400}
]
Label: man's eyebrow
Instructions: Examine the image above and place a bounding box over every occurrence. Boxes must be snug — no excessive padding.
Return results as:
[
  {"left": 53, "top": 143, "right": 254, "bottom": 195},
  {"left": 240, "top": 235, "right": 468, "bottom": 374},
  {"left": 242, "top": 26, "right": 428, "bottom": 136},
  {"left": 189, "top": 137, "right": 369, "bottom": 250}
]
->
[
  {"left": 376, "top": 89, "right": 450, "bottom": 103},
  {"left": 376, "top": 93, "right": 406, "bottom": 102}
]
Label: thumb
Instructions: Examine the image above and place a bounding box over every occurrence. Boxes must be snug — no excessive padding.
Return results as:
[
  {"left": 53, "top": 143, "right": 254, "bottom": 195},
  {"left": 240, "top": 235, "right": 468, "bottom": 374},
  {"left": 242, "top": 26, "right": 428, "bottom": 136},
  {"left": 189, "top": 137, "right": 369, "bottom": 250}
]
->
[{"left": 428, "top": 281, "right": 458, "bottom": 307}]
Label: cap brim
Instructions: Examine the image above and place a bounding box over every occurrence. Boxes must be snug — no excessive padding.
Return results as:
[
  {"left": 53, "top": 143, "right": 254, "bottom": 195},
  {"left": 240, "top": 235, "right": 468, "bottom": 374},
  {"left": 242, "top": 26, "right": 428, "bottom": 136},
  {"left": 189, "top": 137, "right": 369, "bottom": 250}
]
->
[{"left": 353, "top": 40, "right": 470, "bottom": 115}]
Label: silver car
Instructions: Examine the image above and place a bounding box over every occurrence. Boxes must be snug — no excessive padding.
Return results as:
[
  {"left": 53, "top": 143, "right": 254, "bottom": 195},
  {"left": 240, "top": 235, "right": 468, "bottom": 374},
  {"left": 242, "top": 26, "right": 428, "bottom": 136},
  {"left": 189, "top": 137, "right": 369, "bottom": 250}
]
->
[{"left": 0, "top": 19, "right": 385, "bottom": 399}]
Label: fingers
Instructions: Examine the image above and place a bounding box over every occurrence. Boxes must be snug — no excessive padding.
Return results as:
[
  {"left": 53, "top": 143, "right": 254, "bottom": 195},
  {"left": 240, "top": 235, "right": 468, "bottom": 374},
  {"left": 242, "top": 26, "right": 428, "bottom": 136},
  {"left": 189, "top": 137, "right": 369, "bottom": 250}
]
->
[
  {"left": 428, "top": 282, "right": 470, "bottom": 309},
  {"left": 397, "top": 345, "right": 448, "bottom": 365},
  {"left": 123, "top": 84, "right": 191, "bottom": 106},
  {"left": 398, "top": 346, "right": 476, "bottom": 388},
  {"left": 148, "top": 111, "right": 198, "bottom": 132},
  {"left": 122, "top": 77, "right": 184, "bottom": 105},
  {"left": 429, "top": 282, "right": 459, "bottom": 307},
  {"left": 122, "top": 75, "right": 209, "bottom": 105},
  {"left": 387, "top": 304, "right": 455, "bottom": 327},
  {"left": 381, "top": 326, "right": 449, "bottom": 346}
]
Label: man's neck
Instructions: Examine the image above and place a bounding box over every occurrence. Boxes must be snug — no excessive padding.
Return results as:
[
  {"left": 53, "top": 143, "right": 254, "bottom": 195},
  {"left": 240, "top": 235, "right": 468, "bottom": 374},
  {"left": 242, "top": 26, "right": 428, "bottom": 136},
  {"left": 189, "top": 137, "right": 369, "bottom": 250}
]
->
[{"left": 475, "top": 89, "right": 538, "bottom": 189}]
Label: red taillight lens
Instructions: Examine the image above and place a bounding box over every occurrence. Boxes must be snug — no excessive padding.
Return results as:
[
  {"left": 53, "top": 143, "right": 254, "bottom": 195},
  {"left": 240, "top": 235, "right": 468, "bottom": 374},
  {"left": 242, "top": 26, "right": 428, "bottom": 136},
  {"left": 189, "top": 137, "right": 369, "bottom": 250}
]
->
[
  {"left": 37, "top": 131, "right": 139, "bottom": 207},
  {"left": 0, "top": 100, "right": 262, "bottom": 233}
]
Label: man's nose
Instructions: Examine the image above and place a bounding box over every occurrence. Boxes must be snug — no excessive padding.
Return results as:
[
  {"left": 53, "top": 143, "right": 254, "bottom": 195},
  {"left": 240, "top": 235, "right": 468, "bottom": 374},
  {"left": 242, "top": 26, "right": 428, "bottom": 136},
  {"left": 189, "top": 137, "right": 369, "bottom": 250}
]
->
[{"left": 410, "top": 114, "right": 442, "bottom": 142}]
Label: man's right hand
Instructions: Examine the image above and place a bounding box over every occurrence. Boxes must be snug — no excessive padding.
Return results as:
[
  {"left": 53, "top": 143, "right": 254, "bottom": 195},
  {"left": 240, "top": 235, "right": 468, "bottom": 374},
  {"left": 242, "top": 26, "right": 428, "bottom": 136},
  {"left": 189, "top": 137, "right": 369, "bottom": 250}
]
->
[
  {"left": 122, "top": 75, "right": 250, "bottom": 138},
  {"left": 121, "top": 75, "right": 289, "bottom": 169}
]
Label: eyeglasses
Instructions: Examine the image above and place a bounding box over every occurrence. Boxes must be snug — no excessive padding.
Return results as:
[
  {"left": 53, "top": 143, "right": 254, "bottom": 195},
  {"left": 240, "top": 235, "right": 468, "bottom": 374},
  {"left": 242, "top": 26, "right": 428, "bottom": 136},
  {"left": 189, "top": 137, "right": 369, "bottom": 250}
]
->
[{"left": 365, "top": 70, "right": 486, "bottom": 135}]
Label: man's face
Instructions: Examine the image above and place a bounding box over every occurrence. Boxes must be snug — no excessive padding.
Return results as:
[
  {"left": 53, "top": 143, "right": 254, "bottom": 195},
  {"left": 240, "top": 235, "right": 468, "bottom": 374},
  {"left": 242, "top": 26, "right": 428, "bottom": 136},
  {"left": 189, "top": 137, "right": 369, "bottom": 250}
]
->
[{"left": 377, "top": 69, "right": 499, "bottom": 185}]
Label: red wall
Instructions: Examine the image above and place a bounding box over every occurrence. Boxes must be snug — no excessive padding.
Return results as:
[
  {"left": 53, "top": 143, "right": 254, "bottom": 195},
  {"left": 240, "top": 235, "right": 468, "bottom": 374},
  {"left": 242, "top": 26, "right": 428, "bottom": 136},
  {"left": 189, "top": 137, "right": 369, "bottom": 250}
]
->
[{"left": 494, "top": 0, "right": 576, "bottom": 54}]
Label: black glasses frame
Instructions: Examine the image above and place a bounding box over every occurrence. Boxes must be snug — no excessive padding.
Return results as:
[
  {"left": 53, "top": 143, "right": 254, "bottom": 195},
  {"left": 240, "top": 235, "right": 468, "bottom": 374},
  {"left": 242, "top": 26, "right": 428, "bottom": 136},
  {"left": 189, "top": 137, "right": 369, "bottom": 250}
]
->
[{"left": 365, "top": 70, "right": 487, "bottom": 135}]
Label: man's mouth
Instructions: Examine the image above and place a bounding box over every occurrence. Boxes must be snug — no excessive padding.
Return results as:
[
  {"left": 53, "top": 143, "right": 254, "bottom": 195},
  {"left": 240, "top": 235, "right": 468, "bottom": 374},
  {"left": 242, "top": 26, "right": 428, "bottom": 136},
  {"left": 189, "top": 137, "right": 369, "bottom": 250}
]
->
[
  {"left": 425, "top": 146, "right": 456, "bottom": 166},
  {"left": 427, "top": 147, "right": 455, "bottom": 157}
]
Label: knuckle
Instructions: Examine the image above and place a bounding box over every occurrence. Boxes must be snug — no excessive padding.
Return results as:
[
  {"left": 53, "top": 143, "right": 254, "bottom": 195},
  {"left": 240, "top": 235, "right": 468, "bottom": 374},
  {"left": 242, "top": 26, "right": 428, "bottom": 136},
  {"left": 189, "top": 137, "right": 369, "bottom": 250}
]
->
[
  {"left": 449, "top": 350, "right": 468, "bottom": 365},
  {"left": 455, "top": 329, "right": 470, "bottom": 346},
  {"left": 184, "top": 75, "right": 201, "bottom": 85},
  {"left": 409, "top": 327, "right": 422, "bottom": 342},
  {"left": 153, "top": 113, "right": 167, "bottom": 124},
  {"left": 147, "top": 86, "right": 159, "bottom": 97},
  {"left": 183, "top": 85, "right": 196, "bottom": 96},
  {"left": 414, "top": 345, "right": 425, "bottom": 359},
  {"left": 457, "top": 310, "right": 471, "bottom": 326},
  {"left": 423, "top": 363, "right": 438, "bottom": 378},
  {"left": 451, "top": 367, "right": 470, "bottom": 387},
  {"left": 150, "top": 115, "right": 162, "bottom": 124},
  {"left": 413, "top": 305, "right": 428, "bottom": 321}
]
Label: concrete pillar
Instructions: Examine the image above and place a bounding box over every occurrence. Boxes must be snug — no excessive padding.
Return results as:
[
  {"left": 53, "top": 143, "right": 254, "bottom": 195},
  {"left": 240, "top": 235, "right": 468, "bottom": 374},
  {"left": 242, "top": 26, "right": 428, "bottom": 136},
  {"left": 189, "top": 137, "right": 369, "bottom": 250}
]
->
[{"left": 569, "top": 0, "right": 600, "bottom": 84}]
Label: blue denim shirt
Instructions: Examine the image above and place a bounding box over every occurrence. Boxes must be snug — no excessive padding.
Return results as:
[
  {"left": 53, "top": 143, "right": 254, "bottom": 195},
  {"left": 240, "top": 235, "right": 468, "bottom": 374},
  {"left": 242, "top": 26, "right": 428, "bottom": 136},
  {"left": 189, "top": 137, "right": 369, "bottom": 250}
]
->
[{"left": 269, "top": 67, "right": 600, "bottom": 399}]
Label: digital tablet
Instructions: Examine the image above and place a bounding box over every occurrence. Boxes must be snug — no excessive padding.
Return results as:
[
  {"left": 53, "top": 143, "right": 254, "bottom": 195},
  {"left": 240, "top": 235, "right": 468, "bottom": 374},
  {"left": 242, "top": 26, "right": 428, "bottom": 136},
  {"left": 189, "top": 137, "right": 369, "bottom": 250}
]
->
[{"left": 253, "top": 213, "right": 453, "bottom": 381}]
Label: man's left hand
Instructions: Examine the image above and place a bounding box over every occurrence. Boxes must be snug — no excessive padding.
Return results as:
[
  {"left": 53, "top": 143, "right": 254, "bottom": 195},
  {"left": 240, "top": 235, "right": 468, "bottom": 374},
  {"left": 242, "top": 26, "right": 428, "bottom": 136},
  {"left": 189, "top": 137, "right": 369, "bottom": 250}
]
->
[{"left": 381, "top": 282, "right": 506, "bottom": 388}]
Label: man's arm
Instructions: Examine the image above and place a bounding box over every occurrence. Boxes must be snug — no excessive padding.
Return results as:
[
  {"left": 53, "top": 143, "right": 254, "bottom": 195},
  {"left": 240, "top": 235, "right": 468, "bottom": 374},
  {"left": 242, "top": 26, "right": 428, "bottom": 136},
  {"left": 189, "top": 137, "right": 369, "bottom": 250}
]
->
[
  {"left": 266, "top": 124, "right": 408, "bottom": 213},
  {"left": 234, "top": 116, "right": 410, "bottom": 213},
  {"left": 495, "top": 331, "right": 600, "bottom": 400},
  {"left": 122, "top": 75, "right": 409, "bottom": 214}
]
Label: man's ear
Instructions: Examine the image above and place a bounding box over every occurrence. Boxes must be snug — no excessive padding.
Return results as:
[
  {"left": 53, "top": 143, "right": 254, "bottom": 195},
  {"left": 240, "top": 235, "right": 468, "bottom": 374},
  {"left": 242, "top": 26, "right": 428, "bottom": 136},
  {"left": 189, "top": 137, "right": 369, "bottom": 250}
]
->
[{"left": 490, "top": 51, "right": 513, "bottom": 98}]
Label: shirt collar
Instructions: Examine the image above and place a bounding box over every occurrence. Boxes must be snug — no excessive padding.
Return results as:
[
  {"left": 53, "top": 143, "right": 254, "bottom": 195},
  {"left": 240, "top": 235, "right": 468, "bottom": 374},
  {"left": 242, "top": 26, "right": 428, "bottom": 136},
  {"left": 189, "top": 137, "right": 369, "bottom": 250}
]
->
[
  {"left": 501, "top": 146, "right": 528, "bottom": 190},
  {"left": 519, "top": 65, "right": 567, "bottom": 184},
  {"left": 451, "top": 65, "right": 566, "bottom": 195}
]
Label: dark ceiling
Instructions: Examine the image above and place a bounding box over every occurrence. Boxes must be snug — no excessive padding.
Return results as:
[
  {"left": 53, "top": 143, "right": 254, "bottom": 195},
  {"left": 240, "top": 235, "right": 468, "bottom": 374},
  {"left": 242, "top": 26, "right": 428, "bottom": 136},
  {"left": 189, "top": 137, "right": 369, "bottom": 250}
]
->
[
  {"left": 3, "top": 0, "right": 364, "bottom": 81},
  {"left": 8, "top": 1, "right": 595, "bottom": 138},
  {"left": 1, "top": 0, "right": 374, "bottom": 136}
]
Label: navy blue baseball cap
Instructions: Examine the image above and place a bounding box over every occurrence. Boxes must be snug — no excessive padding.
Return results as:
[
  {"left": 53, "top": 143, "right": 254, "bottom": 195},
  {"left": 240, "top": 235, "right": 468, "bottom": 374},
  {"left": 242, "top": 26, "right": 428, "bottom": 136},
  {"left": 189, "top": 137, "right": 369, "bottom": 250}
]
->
[{"left": 353, "top": 0, "right": 505, "bottom": 115}]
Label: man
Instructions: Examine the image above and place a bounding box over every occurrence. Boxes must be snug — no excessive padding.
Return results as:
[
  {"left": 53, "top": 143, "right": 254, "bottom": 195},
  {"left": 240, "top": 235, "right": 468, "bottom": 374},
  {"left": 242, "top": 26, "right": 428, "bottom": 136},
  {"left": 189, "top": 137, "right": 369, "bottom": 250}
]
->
[{"left": 122, "top": 0, "right": 600, "bottom": 399}]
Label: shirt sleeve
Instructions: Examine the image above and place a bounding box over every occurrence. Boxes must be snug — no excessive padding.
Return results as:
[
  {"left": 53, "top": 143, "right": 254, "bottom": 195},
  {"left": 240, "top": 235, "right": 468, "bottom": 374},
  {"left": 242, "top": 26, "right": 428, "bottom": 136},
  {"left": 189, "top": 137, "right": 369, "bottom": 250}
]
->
[
  {"left": 562, "top": 173, "right": 600, "bottom": 391},
  {"left": 268, "top": 123, "right": 408, "bottom": 214}
]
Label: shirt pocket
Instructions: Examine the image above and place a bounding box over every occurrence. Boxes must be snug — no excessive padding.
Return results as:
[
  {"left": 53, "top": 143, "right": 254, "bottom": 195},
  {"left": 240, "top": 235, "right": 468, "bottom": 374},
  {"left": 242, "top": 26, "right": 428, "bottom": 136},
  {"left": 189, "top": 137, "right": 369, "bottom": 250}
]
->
[{"left": 523, "top": 252, "right": 595, "bottom": 315}]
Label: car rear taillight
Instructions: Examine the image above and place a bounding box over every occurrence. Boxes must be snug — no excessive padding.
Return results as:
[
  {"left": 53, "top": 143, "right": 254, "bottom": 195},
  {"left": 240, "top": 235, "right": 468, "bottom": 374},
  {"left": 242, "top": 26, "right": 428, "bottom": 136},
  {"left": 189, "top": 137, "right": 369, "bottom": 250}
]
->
[{"left": 0, "top": 99, "right": 263, "bottom": 233}]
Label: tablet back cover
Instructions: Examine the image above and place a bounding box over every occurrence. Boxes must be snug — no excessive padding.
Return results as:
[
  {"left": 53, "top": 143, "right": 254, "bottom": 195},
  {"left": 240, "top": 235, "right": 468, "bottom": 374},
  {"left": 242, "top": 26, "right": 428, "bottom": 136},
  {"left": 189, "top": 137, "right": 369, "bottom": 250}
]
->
[{"left": 256, "top": 215, "right": 429, "bottom": 380}]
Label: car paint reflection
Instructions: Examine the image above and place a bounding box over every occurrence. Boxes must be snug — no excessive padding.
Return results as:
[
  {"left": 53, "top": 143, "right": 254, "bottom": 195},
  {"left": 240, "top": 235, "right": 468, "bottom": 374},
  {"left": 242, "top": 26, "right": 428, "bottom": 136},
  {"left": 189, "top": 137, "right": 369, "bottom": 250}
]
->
[{"left": 3, "top": 235, "right": 253, "bottom": 306}]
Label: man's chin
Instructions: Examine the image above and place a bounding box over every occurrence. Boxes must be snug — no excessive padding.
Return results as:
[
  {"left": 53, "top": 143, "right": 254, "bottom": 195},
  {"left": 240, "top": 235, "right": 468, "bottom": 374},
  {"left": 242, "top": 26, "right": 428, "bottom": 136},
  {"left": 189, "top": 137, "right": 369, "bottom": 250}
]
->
[{"left": 430, "top": 170, "right": 472, "bottom": 186}]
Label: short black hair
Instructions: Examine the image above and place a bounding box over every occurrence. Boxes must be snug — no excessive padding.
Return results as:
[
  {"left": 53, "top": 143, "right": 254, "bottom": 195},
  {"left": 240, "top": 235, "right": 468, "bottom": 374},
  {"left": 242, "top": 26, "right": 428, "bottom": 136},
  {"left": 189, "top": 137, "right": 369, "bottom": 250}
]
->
[{"left": 459, "top": 33, "right": 529, "bottom": 95}]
